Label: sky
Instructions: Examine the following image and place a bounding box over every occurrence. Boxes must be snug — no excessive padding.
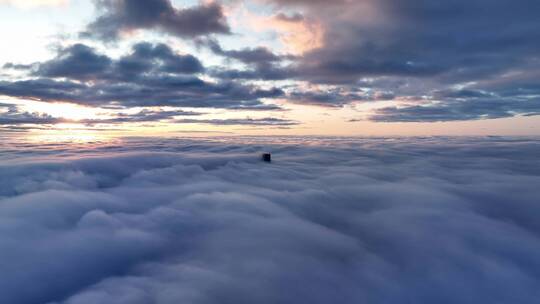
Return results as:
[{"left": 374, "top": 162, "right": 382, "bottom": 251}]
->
[{"left": 0, "top": 0, "right": 539, "bottom": 136}]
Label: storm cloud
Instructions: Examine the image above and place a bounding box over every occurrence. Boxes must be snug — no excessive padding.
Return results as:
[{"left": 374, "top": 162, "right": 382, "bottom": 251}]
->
[{"left": 0, "top": 136, "right": 539, "bottom": 304}]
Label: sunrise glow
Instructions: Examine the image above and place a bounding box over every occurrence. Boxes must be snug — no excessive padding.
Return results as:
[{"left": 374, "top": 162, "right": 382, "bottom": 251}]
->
[{"left": 0, "top": 2, "right": 539, "bottom": 303}]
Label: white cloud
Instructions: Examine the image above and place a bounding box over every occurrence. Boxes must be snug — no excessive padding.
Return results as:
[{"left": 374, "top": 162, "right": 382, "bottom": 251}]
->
[
  {"left": 0, "top": 0, "right": 68, "bottom": 9},
  {"left": 0, "top": 137, "right": 539, "bottom": 303}
]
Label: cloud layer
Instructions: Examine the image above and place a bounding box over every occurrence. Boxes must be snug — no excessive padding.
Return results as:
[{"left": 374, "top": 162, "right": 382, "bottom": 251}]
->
[{"left": 0, "top": 136, "right": 539, "bottom": 303}]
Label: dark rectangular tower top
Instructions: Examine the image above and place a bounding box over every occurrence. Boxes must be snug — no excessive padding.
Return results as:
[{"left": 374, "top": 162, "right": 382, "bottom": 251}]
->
[{"left": 262, "top": 153, "right": 271, "bottom": 162}]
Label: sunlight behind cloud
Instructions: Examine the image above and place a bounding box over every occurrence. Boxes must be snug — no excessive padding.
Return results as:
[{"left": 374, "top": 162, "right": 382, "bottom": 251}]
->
[
  {"left": 0, "top": 136, "right": 539, "bottom": 303},
  {"left": 27, "top": 124, "right": 112, "bottom": 144},
  {"left": 20, "top": 101, "right": 102, "bottom": 120}
]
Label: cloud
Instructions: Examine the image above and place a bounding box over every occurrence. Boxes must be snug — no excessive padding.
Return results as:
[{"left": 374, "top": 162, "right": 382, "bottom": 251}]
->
[
  {"left": 36, "top": 44, "right": 113, "bottom": 79},
  {"left": 79, "top": 109, "right": 204, "bottom": 125},
  {"left": 196, "top": 0, "right": 540, "bottom": 120},
  {"left": 242, "top": 0, "right": 540, "bottom": 118},
  {"left": 35, "top": 43, "right": 204, "bottom": 80},
  {"left": 83, "top": 0, "right": 230, "bottom": 41},
  {"left": 0, "top": 137, "right": 540, "bottom": 303},
  {"left": 367, "top": 95, "right": 540, "bottom": 122},
  {"left": 209, "top": 66, "right": 291, "bottom": 81},
  {"left": 274, "top": 0, "right": 540, "bottom": 82},
  {"left": 200, "top": 38, "right": 294, "bottom": 81},
  {"left": 0, "top": 77, "right": 284, "bottom": 109},
  {"left": 0, "top": 43, "right": 285, "bottom": 110},
  {"left": 204, "top": 39, "right": 284, "bottom": 65},
  {"left": 116, "top": 42, "right": 204, "bottom": 76},
  {"left": 0, "top": 98, "right": 289, "bottom": 128},
  {"left": 3, "top": 63, "right": 37, "bottom": 70},
  {"left": 3, "top": 0, "right": 540, "bottom": 122},
  {"left": 287, "top": 88, "right": 395, "bottom": 107}
]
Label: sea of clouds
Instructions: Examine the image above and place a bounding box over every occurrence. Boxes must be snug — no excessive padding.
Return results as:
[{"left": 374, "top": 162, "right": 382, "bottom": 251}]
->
[{"left": 1, "top": 136, "right": 540, "bottom": 304}]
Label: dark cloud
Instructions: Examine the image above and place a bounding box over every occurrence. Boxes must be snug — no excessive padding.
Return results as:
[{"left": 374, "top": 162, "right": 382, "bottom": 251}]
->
[
  {"left": 252, "top": 0, "right": 540, "bottom": 118},
  {"left": 287, "top": 89, "right": 395, "bottom": 107},
  {"left": 226, "top": 104, "right": 285, "bottom": 111},
  {"left": 201, "top": 39, "right": 294, "bottom": 81},
  {"left": 37, "top": 44, "right": 113, "bottom": 79},
  {"left": 80, "top": 109, "right": 204, "bottom": 125},
  {"left": 433, "top": 89, "right": 495, "bottom": 100},
  {"left": 0, "top": 137, "right": 539, "bottom": 303},
  {"left": 287, "top": 0, "right": 540, "bottom": 83},
  {"left": 0, "top": 43, "right": 285, "bottom": 110},
  {"left": 186, "top": 0, "right": 540, "bottom": 120},
  {"left": 0, "top": 77, "right": 284, "bottom": 109},
  {"left": 0, "top": 78, "right": 86, "bottom": 102},
  {"left": 3, "top": 0, "right": 540, "bottom": 121},
  {"left": 118, "top": 42, "right": 204, "bottom": 75},
  {"left": 84, "top": 0, "right": 230, "bottom": 41},
  {"left": 209, "top": 66, "right": 291, "bottom": 81},
  {"left": 35, "top": 42, "right": 203, "bottom": 81},
  {"left": 205, "top": 39, "right": 283, "bottom": 65},
  {"left": 3, "top": 63, "right": 37, "bottom": 70}
]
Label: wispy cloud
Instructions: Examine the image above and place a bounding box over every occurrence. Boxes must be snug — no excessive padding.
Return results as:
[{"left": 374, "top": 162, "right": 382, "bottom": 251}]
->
[{"left": 174, "top": 117, "right": 299, "bottom": 126}]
